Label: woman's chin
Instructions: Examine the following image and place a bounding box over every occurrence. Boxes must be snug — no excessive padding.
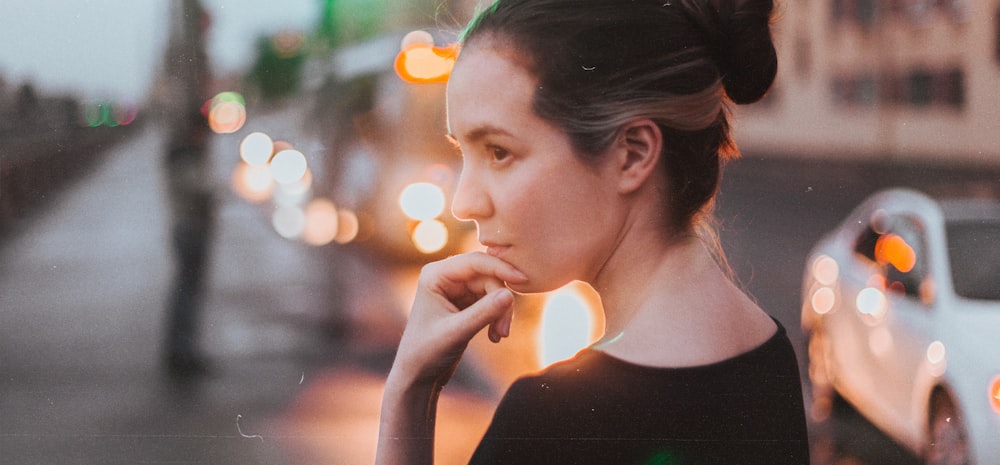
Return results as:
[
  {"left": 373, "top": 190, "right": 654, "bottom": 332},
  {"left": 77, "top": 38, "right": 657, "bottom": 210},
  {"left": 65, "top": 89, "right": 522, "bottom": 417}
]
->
[{"left": 506, "top": 278, "right": 570, "bottom": 295}]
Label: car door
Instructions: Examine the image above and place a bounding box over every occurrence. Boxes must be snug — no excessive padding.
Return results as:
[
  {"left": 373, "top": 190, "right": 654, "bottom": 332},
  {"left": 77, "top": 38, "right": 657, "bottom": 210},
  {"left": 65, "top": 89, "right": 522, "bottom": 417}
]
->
[
  {"left": 825, "top": 213, "right": 929, "bottom": 420},
  {"left": 826, "top": 219, "right": 887, "bottom": 404}
]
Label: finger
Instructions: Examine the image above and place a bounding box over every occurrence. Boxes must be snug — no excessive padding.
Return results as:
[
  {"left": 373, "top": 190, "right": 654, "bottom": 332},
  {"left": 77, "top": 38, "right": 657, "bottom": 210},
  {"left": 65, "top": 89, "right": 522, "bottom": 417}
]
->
[
  {"left": 453, "top": 288, "right": 515, "bottom": 342},
  {"left": 486, "top": 282, "right": 514, "bottom": 343},
  {"left": 485, "top": 278, "right": 513, "bottom": 342},
  {"left": 437, "top": 273, "right": 506, "bottom": 311},
  {"left": 426, "top": 253, "right": 528, "bottom": 290},
  {"left": 424, "top": 262, "right": 520, "bottom": 310},
  {"left": 487, "top": 305, "right": 515, "bottom": 343}
]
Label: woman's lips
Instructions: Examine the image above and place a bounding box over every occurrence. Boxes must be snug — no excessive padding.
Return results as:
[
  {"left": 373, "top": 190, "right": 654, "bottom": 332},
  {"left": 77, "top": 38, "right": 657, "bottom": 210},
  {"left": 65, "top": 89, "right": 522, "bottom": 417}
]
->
[{"left": 482, "top": 242, "right": 510, "bottom": 258}]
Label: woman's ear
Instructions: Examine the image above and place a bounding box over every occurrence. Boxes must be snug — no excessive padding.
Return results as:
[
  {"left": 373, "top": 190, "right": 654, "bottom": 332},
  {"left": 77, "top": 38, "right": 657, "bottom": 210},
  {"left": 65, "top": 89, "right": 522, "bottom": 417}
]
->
[{"left": 614, "top": 119, "right": 663, "bottom": 194}]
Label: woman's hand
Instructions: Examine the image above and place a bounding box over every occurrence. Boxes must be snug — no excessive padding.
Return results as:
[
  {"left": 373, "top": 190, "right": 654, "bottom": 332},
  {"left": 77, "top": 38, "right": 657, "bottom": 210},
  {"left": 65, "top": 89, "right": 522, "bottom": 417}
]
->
[
  {"left": 376, "top": 252, "right": 526, "bottom": 465},
  {"left": 389, "top": 252, "right": 528, "bottom": 390}
]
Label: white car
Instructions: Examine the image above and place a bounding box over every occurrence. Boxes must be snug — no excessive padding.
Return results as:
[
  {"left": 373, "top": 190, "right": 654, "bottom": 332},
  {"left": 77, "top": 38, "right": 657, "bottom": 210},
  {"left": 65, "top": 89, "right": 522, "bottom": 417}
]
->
[{"left": 801, "top": 188, "right": 1000, "bottom": 465}]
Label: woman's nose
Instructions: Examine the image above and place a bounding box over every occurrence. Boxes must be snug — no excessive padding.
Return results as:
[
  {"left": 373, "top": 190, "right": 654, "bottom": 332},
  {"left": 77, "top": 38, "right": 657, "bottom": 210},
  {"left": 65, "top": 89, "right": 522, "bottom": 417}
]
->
[{"left": 451, "top": 168, "right": 492, "bottom": 222}]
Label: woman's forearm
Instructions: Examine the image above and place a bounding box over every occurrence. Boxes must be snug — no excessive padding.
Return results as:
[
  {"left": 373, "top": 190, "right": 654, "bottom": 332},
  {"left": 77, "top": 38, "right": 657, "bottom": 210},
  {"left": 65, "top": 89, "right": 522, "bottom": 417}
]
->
[
  {"left": 375, "top": 372, "right": 442, "bottom": 465},
  {"left": 374, "top": 253, "right": 523, "bottom": 464}
]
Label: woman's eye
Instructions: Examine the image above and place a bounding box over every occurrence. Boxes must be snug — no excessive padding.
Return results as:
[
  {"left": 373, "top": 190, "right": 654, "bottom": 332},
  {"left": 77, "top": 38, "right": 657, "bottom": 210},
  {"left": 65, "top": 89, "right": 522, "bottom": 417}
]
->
[{"left": 488, "top": 146, "right": 510, "bottom": 162}]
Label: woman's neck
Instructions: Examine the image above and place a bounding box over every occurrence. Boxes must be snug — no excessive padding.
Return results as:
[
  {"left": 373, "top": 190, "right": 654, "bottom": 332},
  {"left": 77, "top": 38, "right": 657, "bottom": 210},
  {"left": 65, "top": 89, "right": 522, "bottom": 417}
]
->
[
  {"left": 589, "top": 230, "right": 775, "bottom": 367},
  {"left": 593, "top": 233, "right": 712, "bottom": 338}
]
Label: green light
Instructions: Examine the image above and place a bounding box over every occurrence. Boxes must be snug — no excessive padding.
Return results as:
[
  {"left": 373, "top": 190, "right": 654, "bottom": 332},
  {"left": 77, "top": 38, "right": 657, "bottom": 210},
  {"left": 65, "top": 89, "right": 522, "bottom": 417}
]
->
[
  {"left": 212, "top": 91, "right": 245, "bottom": 107},
  {"left": 645, "top": 450, "right": 680, "bottom": 465},
  {"left": 83, "top": 101, "right": 114, "bottom": 127}
]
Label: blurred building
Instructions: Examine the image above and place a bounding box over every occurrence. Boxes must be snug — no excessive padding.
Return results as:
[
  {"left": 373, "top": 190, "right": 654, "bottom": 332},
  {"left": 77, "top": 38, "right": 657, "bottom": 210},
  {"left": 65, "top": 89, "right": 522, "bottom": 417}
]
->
[{"left": 735, "top": 0, "right": 1000, "bottom": 165}]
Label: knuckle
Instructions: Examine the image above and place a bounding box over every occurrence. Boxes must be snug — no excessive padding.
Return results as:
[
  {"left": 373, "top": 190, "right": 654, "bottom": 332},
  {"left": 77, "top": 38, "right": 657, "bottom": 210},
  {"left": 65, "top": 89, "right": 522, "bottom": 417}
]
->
[
  {"left": 417, "top": 261, "right": 444, "bottom": 284},
  {"left": 420, "top": 260, "right": 441, "bottom": 274}
]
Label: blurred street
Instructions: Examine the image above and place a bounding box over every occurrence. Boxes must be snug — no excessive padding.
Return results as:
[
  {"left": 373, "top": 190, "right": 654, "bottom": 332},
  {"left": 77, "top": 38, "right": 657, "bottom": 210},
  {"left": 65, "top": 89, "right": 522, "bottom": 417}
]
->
[
  {"left": 2, "top": 98, "right": 999, "bottom": 465},
  {"left": 0, "top": 108, "right": 500, "bottom": 465},
  {"left": 2, "top": 1, "right": 999, "bottom": 464}
]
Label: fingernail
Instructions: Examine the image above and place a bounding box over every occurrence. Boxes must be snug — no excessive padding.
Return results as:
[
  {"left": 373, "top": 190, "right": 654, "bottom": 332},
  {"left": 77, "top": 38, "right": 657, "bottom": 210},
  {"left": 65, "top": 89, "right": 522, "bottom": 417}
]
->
[{"left": 495, "top": 289, "right": 514, "bottom": 307}]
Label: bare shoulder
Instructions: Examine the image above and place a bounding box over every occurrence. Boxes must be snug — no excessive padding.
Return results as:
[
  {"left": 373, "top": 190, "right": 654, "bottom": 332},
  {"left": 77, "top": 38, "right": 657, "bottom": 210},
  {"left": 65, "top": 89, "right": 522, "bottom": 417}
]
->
[
  {"left": 595, "top": 292, "right": 778, "bottom": 368},
  {"left": 711, "top": 287, "right": 779, "bottom": 354}
]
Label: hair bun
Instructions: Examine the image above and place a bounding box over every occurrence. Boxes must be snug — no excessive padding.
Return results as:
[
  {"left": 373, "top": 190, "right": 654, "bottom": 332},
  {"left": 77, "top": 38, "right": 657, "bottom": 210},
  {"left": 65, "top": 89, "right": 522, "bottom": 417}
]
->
[{"left": 709, "top": 0, "right": 777, "bottom": 104}]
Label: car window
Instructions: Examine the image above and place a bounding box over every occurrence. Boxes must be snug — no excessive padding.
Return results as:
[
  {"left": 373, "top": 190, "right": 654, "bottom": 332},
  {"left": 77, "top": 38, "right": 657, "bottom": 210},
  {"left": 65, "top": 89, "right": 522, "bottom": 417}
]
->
[
  {"left": 946, "top": 220, "right": 1000, "bottom": 300},
  {"left": 853, "top": 215, "right": 928, "bottom": 299}
]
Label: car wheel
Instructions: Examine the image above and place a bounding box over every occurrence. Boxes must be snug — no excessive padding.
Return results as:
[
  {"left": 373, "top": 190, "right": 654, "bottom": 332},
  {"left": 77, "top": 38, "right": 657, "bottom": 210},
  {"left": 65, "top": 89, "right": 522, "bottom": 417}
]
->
[{"left": 925, "top": 392, "right": 971, "bottom": 465}]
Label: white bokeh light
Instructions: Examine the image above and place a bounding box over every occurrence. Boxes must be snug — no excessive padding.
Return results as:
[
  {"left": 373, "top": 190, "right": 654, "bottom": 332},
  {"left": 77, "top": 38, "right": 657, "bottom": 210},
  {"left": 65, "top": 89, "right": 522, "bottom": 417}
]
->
[
  {"left": 240, "top": 131, "right": 274, "bottom": 166},
  {"left": 539, "top": 288, "right": 594, "bottom": 366},
  {"left": 272, "top": 205, "right": 306, "bottom": 239},
  {"left": 269, "top": 149, "right": 308, "bottom": 185},
  {"left": 302, "top": 198, "right": 340, "bottom": 246},
  {"left": 399, "top": 182, "right": 446, "bottom": 221},
  {"left": 411, "top": 219, "right": 448, "bottom": 254}
]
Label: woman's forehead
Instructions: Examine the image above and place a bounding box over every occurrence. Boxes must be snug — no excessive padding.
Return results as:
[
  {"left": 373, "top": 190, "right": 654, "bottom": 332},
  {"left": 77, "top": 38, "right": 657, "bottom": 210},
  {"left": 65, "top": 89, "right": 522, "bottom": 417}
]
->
[{"left": 446, "top": 47, "right": 538, "bottom": 136}]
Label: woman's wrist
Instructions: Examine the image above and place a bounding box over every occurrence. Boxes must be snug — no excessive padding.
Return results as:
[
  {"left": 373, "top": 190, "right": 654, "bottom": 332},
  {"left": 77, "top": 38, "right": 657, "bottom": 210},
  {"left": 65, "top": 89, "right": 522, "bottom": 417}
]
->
[
  {"left": 376, "top": 366, "right": 442, "bottom": 465},
  {"left": 384, "top": 360, "right": 446, "bottom": 403}
]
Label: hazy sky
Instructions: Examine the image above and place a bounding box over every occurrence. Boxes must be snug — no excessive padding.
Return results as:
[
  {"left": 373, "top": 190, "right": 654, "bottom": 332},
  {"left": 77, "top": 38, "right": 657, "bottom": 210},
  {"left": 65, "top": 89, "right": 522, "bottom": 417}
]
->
[{"left": 0, "top": 0, "right": 319, "bottom": 101}]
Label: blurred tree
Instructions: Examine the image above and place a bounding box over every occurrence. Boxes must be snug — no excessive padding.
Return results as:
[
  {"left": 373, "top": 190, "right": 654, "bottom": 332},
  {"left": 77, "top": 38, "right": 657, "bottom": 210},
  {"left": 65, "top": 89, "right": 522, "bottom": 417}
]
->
[
  {"left": 248, "top": 33, "right": 308, "bottom": 101},
  {"left": 315, "top": 0, "right": 397, "bottom": 46},
  {"left": 316, "top": 0, "right": 340, "bottom": 49},
  {"left": 15, "top": 83, "right": 39, "bottom": 123}
]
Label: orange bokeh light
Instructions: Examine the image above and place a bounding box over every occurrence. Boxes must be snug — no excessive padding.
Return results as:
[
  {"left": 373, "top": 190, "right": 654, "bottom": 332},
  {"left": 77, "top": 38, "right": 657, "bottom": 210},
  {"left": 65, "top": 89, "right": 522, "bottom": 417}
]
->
[
  {"left": 394, "top": 43, "right": 459, "bottom": 84},
  {"left": 875, "top": 233, "right": 916, "bottom": 273},
  {"left": 209, "top": 101, "right": 246, "bottom": 133},
  {"left": 302, "top": 198, "right": 340, "bottom": 247},
  {"left": 207, "top": 92, "right": 247, "bottom": 134},
  {"left": 334, "top": 209, "right": 360, "bottom": 244},
  {"left": 230, "top": 161, "right": 274, "bottom": 203},
  {"left": 990, "top": 375, "right": 1000, "bottom": 413}
]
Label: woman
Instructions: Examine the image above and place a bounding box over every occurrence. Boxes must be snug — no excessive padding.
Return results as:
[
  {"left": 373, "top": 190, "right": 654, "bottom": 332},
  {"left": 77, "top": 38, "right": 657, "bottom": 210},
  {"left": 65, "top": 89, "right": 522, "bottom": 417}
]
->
[{"left": 377, "top": 0, "right": 810, "bottom": 463}]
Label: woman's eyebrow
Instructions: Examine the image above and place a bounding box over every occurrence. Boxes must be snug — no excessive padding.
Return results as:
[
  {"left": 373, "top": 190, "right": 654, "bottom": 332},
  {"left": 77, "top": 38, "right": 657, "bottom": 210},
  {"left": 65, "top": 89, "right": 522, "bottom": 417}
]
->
[{"left": 450, "top": 125, "right": 514, "bottom": 144}]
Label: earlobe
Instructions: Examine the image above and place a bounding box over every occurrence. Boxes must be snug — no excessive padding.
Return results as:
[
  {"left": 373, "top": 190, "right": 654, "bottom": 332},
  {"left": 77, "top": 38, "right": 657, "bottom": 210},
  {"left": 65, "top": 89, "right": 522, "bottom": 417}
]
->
[{"left": 616, "top": 120, "right": 663, "bottom": 195}]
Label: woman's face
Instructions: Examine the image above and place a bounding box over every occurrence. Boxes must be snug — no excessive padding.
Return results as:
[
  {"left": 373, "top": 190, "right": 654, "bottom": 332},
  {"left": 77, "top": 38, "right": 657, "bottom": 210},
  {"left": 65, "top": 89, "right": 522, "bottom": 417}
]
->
[{"left": 447, "top": 46, "right": 624, "bottom": 293}]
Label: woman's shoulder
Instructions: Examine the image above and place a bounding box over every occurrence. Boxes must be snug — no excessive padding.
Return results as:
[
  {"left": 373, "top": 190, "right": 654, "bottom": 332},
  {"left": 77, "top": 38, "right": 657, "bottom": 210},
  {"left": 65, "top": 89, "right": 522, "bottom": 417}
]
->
[
  {"left": 495, "top": 323, "right": 803, "bottom": 430},
  {"left": 600, "top": 318, "right": 793, "bottom": 371},
  {"left": 507, "top": 349, "right": 609, "bottom": 389},
  {"left": 501, "top": 315, "right": 799, "bottom": 406}
]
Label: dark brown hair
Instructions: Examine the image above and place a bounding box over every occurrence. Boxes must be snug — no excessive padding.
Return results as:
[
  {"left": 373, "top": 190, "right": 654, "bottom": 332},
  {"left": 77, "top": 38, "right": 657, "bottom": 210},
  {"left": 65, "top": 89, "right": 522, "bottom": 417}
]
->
[{"left": 460, "top": 0, "right": 777, "bottom": 233}]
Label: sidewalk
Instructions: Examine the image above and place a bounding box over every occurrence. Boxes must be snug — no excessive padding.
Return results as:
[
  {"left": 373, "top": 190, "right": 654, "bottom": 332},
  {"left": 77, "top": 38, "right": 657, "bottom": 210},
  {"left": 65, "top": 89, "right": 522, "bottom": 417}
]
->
[{"left": 0, "top": 117, "right": 497, "bottom": 465}]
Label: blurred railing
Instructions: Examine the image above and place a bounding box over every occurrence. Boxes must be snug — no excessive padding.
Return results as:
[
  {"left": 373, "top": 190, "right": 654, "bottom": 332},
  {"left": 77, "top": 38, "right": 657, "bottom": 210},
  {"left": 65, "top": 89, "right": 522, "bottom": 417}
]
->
[{"left": 0, "top": 122, "right": 139, "bottom": 235}]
